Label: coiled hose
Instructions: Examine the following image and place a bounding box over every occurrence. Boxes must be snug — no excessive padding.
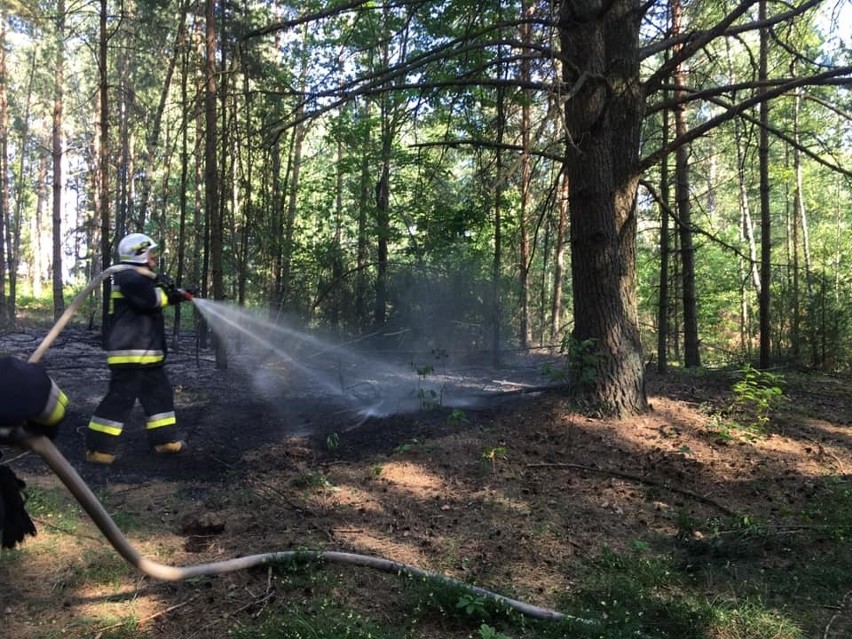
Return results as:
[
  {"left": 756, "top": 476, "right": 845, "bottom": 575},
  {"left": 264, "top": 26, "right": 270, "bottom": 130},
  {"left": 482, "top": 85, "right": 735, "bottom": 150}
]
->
[{"left": 12, "top": 267, "right": 569, "bottom": 621}]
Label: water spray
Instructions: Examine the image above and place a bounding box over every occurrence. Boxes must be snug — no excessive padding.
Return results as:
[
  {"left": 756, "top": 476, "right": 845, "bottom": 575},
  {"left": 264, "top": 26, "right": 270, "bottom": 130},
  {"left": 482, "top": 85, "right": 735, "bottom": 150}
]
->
[{"left": 4, "top": 268, "right": 573, "bottom": 622}]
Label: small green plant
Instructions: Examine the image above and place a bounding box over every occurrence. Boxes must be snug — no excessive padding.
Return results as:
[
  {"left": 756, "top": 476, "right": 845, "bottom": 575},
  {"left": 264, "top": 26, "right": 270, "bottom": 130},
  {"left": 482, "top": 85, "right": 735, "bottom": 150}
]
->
[
  {"left": 291, "top": 472, "right": 334, "bottom": 490},
  {"left": 730, "top": 364, "right": 786, "bottom": 432},
  {"left": 410, "top": 361, "right": 443, "bottom": 409},
  {"left": 417, "top": 386, "right": 441, "bottom": 410},
  {"left": 456, "top": 593, "right": 489, "bottom": 617},
  {"left": 447, "top": 408, "right": 468, "bottom": 426},
  {"left": 566, "top": 336, "right": 604, "bottom": 386},
  {"left": 478, "top": 623, "right": 512, "bottom": 639},
  {"left": 394, "top": 438, "right": 423, "bottom": 454},
  {"left": 803, "top": 479, "right": 852, "bottom": 540},
  {"left": 325, "top": 432, "right": 340, "bottom": 451},
  {"left": 410, "top": 362, "right": 435, "bottom": 379},
  {"left": 482, "top": 446, "right": 507, "bottom": 473}
]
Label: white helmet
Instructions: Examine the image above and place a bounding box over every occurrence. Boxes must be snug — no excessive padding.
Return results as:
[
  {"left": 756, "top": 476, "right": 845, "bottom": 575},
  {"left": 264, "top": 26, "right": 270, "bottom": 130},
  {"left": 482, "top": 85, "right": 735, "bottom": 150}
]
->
[{"left": 117, "top": 233, "right": 158, "bottom": 264}]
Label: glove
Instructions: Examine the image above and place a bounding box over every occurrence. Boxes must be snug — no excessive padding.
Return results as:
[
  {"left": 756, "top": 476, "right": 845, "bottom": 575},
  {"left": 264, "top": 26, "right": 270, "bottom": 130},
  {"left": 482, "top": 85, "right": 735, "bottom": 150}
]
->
[
  {"left": 155, "top": 272, "right": 175, "bottom": 289},
  {"left": 167, "top": 289, "right": 187, "bottom": 305},
  {"left": 0, "top": 465, "right": 37, "bottom": 549}
]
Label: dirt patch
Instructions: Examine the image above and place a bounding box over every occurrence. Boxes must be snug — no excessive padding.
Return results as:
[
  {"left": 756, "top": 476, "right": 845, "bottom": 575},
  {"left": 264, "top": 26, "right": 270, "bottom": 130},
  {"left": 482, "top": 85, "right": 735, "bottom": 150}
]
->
[{"left": 1, "top": 326, "right": 850, "bottom": 638}]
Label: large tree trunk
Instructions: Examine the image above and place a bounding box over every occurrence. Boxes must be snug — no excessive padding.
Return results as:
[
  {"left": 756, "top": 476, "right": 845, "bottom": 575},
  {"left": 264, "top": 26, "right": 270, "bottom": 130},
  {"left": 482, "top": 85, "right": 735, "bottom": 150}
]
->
[{"left": 559, "top": 0, "right": 647, "bottom": 416}]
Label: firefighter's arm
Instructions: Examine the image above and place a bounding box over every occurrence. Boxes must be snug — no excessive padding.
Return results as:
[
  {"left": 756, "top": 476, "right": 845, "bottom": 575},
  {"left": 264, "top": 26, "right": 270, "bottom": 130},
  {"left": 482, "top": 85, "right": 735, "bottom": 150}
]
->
[{"left": 0, "top": 358, "right": 68, "bottom": 440}]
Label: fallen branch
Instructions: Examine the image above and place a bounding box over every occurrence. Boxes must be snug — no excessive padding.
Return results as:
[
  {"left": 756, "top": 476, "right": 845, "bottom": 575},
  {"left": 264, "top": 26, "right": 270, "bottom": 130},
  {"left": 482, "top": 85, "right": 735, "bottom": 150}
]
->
[{"left": 526, "top": 462, "right": 736, "bottom": 516}]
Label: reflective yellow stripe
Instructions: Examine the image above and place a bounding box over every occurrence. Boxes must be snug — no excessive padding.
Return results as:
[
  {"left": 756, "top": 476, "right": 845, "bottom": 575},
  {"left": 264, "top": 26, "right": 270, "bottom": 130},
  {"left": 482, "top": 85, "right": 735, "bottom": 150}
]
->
[
  {"left": 158, "top": 288, "right": 168, "bottom": 308},
  {"left": 88, "top": 419, "right": 123, "bottom": 436},
  {"left": 146, "top": 413, "right": 177, "bottom": 430},
  {"left": 107, "top": 349, "right": 165, "bottom": 365},
  {"left": 108, "top": 354, "right": 165, "bottom": 365},
  {"left": 34, "top": 381, "right": 68, "bottom": 426}
]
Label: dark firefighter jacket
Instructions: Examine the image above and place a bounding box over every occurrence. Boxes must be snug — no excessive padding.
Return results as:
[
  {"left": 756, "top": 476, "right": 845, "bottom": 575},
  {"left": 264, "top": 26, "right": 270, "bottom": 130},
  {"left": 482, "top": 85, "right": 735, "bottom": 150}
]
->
[{"left": 106, "top": 266, "right": 175, "bottom": 368}]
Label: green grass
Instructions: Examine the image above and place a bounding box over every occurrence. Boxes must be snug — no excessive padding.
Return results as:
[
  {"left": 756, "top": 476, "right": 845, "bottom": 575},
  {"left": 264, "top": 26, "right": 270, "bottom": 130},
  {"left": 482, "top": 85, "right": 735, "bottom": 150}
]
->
[
  {"left": 228, "top": 483, "right": 852, "bottom": 639},
  {"left": 22, "top": 485, "right": 84, "bottom": 534}
]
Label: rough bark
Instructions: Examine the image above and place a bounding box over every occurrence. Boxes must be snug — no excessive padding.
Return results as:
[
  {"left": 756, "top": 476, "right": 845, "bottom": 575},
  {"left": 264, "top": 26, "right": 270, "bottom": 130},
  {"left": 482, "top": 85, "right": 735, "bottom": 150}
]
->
[{"left": 559, "top": 0, "right": 648, "bottom": 416}]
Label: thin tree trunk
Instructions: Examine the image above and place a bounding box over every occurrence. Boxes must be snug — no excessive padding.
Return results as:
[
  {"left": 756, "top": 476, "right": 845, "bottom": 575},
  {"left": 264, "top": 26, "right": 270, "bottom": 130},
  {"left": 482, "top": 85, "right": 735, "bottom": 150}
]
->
[
  {"left": 139, "top": 7, "right": 187, "bottom": 225},
  {"left": 517, "top": 0, "right": 533, "bottom": 349},
  {"left": 52, "top": 0, "right": 67, "bottom": 321},
  {"left": 0, "top": 12, "right": 9, "bottom": 323},
  {"left": 758, "top": 0, "right": 771, "bottom": 368},
  {"left": 98, "top": 0, "right": 111, "bottom": 335},
  {"left": 492, "top": 79, "right": 505, "bottom": 367},
  {"left": 205, "top": 0, "right": 225, "bottom": 368},
  {"left": 33, "top": 153, "right": 49, "bottom": 298},
  {"left": 10, "top": 45, "right": 38, "bottom": 321},
  {"left": 657, "top": 106, "right": 671, "bottom": 374},
  {"left": 172, "top": 13, "right": 191, "bottom": 347},
  {"left": 672, "top": 0, "right": 699, "bottom": 368},
  {"left": 550, "top": 166, "right": 568, "bottom": 345},
  {"left": 269, "top": 139, "right": 283, "bottom": 312},
  {"left": 281, "top": 33, "right": 309, "bottom": 315},
  {"left": 792, "top": 90, "right": 816, "bottom": 367},
  {"left": 356, "top": 99, "right": 371, "bottom": 329}
]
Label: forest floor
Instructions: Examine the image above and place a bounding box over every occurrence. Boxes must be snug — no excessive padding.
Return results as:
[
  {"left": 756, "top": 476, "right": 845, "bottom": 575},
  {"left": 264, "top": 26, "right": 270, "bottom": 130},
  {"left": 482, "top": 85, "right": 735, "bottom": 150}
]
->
[{"left": 0, "top": 324, "right": 850, "bottom": 639}]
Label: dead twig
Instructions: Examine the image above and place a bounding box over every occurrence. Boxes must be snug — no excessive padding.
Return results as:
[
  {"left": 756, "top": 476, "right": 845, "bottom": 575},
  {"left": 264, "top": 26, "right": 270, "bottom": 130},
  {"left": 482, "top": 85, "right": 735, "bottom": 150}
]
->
[
  {"left": 91, "top": 593, "right": 198, "bottom": 636},
  {"left": 823, "top": 590, "right": 852, "bottom": 639},
  {"left": 526, "top": 462, "right": 736, "bottom": 516},
  {"left": 211, "top": 455, "right": 310, "bottom": 514}
]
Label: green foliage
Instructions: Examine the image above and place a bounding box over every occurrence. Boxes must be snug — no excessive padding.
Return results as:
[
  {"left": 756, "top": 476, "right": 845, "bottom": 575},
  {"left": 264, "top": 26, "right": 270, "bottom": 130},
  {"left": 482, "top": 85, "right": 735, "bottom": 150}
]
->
[
  {"left": 410, "top": 361, "right": 443, "bottom": 410},
  {"left": 290, "top": 472, "right": 334, "bottom": 490},
  {"left": 456, "top": 593, "right": 489, "bottom": 617},
  {"left": 232, "top": 603, "right": 399, "bottom": 639},
  {"left": 477, "top": 623, "right": 513, "bottom": 639},
  {"left": 394, "top": 438, "right": 424, "bottom": 454},
  {"left": 542, "top": 336, "right": 606, "bottom": 390},
  {"left": 482, "top": 446, "right": 507, "bottom": 473},
  {"left": 447, "top": 408, "right": 468, "bottom": 426},
  {"left": 730, "top": 364, "right": 786, "bottom": 431},
  {"left": 325, "top": 432, "right": 340, "bottom": 451},
  {"left": 802, "top": 478, "right": 852, "bottom": 541}
]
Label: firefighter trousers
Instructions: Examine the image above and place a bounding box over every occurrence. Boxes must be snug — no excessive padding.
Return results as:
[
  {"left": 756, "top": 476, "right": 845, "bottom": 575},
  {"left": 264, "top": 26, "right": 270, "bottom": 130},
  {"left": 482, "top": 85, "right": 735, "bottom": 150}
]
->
[{"left": 86, "top": 366, "right": 179, "bottom": 454}]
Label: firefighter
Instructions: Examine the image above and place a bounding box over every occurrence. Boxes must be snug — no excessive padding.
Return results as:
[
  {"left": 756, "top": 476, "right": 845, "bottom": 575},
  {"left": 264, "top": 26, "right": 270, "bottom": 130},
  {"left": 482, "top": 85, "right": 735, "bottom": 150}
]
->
[
  {"left": 0, "top": 357, "right": 69, "bottom": 548},
  {"left": 85, "top": 232, "right": 192, "bottom": 464}
]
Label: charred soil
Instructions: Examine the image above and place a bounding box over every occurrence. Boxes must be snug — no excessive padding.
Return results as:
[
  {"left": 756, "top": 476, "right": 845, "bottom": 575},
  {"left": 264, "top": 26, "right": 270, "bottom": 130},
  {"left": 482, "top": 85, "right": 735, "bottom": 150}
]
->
[{"left": 1, "top": 326, "right": 850, "bottom": 638}]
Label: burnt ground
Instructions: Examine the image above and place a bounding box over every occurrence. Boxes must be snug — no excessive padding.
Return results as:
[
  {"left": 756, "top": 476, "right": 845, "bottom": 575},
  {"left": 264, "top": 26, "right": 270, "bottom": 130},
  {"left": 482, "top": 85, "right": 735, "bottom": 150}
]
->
[
  {"left": 3, "top": 326, "right": 560, "bottom": 486},
  {"left": 1, "top": 324, "right": 851, "bottom": 638}
]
